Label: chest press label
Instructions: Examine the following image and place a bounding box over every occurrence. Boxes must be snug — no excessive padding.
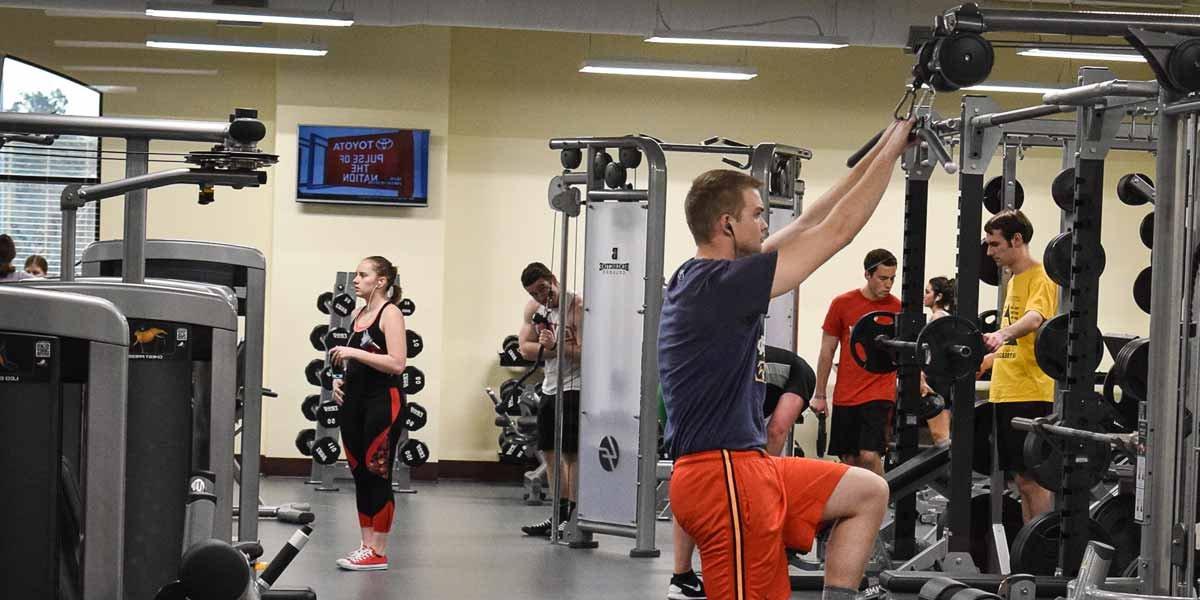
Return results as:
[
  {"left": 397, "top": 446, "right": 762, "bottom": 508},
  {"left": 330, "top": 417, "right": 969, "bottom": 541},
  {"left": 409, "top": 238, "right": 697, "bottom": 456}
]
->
[{"left": 128, "top": 319, "right": 192, "bottom": 361}]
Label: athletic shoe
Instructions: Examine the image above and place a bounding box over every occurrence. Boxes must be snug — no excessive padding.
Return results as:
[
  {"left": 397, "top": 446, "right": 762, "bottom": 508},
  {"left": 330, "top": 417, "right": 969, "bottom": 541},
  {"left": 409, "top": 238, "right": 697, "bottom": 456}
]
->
[
  {"left": 521, "top": 516, "right": 554, "bottom": 537},
  {"left": 336, "top": 547, "right": 388, "bottom": 571},
  {"left": 668, "top": 570, "right": 706, "bottom": 600}
]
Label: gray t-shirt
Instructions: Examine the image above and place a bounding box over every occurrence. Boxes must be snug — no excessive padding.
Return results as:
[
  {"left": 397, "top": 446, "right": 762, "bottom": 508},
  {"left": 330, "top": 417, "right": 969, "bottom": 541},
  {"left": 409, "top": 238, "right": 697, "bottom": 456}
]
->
[
  {"left": 0, "top": 269, "right": 32, "bottom": 282},
  {"left": 659, "top": 252, "right": 777, "bottom": 457}
]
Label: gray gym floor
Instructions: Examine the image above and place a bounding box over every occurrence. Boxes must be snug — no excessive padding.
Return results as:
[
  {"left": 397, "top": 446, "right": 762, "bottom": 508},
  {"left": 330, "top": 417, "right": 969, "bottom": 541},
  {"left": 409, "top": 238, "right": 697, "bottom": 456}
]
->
[{"left": 255, "top": 477, "right": 828, "bottom": 600}]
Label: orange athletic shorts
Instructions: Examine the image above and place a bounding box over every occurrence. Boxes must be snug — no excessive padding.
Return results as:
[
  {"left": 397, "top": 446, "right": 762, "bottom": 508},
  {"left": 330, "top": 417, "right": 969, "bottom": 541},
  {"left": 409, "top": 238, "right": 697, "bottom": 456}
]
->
[{"left": 670, "top": 450, "right": 849, "bottom": 600}]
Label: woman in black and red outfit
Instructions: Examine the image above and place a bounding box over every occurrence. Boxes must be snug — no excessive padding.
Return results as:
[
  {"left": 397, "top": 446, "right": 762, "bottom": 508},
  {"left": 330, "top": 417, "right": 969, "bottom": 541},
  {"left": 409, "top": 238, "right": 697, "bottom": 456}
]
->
[{"left": 330, "top": 255, "right": 408, "bottom": 571}]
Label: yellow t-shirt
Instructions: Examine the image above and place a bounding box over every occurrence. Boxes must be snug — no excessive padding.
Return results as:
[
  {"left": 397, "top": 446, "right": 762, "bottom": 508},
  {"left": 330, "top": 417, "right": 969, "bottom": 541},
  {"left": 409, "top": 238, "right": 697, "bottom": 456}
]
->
[{"left": 990, "top": 263, "right": 1059, "bottom": 403}]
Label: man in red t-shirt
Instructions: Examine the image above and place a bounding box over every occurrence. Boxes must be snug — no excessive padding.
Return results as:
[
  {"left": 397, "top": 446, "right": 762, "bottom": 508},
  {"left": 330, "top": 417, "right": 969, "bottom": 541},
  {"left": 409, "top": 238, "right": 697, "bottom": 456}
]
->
[{"left": 812, "top": 248, "right": 900, "bottom": 475}]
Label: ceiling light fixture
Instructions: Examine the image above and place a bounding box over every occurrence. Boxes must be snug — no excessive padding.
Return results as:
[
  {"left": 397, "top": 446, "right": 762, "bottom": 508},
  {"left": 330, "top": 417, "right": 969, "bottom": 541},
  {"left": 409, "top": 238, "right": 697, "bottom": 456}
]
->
[
  {"left": 63, "top": 65, "right": 220, "bottom": 76},
  {"left": 580, "top": 59, "right": 756, "bottom": 80},
  {"left": 90, "top": 85, "right": 138, "bottom": 94},
  {"left": 145, "top": 1, "right": 353, "bottom": 27},
  {"left": 146, "top": 36, "right": 328, "bottom": 57},
  {"left": 645, "top": 30, "right": 848, "bottom": 49},
  {"left": 1018, "top": 47, "right": 1146, "bottom": 63},
  {"left": 964, "top": 81, "right": 1069, "bottom": 94}
]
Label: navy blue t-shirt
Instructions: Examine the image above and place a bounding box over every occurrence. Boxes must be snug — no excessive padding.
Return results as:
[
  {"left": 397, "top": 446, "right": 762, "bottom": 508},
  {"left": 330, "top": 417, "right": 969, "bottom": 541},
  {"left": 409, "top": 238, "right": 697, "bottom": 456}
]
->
[{"left": 659, "top": 251, "right": 778, "bottom": 457}]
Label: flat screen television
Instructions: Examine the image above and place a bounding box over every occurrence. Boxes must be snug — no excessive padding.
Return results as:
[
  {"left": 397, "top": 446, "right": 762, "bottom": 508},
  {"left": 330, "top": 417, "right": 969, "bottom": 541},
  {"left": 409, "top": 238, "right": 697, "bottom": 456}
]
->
[{"left": 297, "top": 125, "right": 430, "bottom": 207}]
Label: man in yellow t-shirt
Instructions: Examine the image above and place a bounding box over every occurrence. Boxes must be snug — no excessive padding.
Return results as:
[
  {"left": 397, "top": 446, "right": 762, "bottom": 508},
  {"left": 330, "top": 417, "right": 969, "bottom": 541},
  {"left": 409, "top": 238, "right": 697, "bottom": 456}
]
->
[{"left": 981, "top": 209, "right": 1059, "bottom": 523}]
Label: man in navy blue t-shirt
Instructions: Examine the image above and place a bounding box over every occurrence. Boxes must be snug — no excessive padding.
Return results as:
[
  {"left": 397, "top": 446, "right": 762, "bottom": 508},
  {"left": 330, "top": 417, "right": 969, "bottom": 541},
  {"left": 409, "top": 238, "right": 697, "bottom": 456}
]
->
[{"left": 660, "top": 118, "right": 912, "bottom": 600}]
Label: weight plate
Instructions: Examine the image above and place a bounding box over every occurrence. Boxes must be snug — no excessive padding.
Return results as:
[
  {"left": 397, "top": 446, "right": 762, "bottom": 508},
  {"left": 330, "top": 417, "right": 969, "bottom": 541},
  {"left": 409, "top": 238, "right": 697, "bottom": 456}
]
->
[
  {"left": 401, "top": 365, "right": 426, "bottom": 395},
  {"left": 1052, "top": 167, "right": 1075, "bottom": 211},
  {"left": 295, "top": 428, "right": 316, "bottom": 455},
  {"left": 316, "top": 291, "right": 333, "bottom": 315},
  {"left": 400, "top": 438, "right": 430, "bottom": 467},
  {"left": 312, "top": 437, "right": 341, "bottom": 465},
  {"left": 1113, "top": 337, "right": 1150, "bottom": 404},
  {"left": 1010, "top": 510, "right": 1113, "bottom": 576},
  {"left": 980, "top": 238, "right": 999, "bottom": 286},
  {"left": 918, "top": 315, "right": 984, "bottom": 381},
  {"left": 1167, "top": 38, "right": 1200, "bottom": 93},
  {"left": 323, "top": 327, "right": 350, "bottom": 349},
  {"left": 1091, "top": 492, "right": 1139, "bottom": 576},
  {"left": 1117, "top": 173, "right": 1154, "bottom": 206},
  {"left": 301, "top": 394, "right": 320, "bottom": 421},
  {"left": 331, "top": 293, "right": 355, "bottom": 317},
  {"left": 1021, "top": 415, "right": 1112, "bottom": 493},
  {"left": 317, "top": 401, "right": 340, "bottom": 428},
  {"left": 849, "top": 311, "right": 899, "bottom": 374},
  {"left": 1133, "top": 267, "right": 1152, "bottom": 314},
  {"left": 978, "top": 309, "right": 1000, "bottom": 335},
  {"left": 403, "top": 401, "right": 428, "bottom": 431},
  {"left": 983, "top": 176, "right": 1025, "bottom": 215},
  {"left": 406, "top": 329, "right": 424, "bottom": 359},
  {"left": 1034, "top": 314, "right": 1103, "bottom": 383},
  {"left": 934, "top": 32, "right": 994, "bottom": 90},
  {"left": 309, "top": 324, "right": 329, "bottom": 352},
  {"left": 399, "top": 298, "right": 416, "bottom": 316},
  {"left": 1042, "top": 231, "right": 1106, "bottom": 288},
  {"left": 919, "top": 578, "right": 967, "bottom": 600},
  {"left": 1140, "top": 212, "right": 1154, "bottom": 250}
]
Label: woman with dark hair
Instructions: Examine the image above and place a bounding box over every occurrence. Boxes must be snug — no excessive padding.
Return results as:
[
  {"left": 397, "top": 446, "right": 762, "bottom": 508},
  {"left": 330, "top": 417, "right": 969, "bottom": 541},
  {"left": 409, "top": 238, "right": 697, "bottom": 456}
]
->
[
  {"left": 328, "top": 255, "right": 408, "bottom": 571},
  {"left": 24, "top": 254, "right": 48, "bottom": 278},
  {"left": 921, "top": 276, "right": 955, "bottom": 444},
  {"left": 0, "top": 235, "right": 32, "bottom": 282},
  {"left": 924, "top": 276, "right": 955, "bottom": 319}
]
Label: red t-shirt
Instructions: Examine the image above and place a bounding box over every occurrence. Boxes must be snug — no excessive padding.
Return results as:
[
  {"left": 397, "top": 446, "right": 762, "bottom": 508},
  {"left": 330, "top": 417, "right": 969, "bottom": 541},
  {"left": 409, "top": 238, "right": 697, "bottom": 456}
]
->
[{"left": 821, "top": 289, "right": 901, "bottom": 407}]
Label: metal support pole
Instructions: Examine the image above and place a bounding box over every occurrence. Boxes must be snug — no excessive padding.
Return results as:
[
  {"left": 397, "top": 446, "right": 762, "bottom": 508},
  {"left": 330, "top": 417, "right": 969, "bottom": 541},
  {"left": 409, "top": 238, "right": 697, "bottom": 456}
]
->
[
  {"left": 550, "top": 199, "right": 571, "bottom": 544},
  {"left": 61, "top": 207, "right": 77, "bottom": 282},
  {"left": 122, "top": 138, "right": 148, "bottom": 284}
]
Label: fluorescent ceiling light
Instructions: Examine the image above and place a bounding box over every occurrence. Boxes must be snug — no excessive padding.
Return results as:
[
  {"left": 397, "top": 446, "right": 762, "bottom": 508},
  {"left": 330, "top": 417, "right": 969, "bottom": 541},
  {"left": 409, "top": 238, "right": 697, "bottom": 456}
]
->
[
  {"left": 580, "top": 59, "right": 756, "bottom": 80},
  {"left": 1019, "top": 48, "right": 1145, "bottom": 63},
  {"left": 63, "top": 65, "right": 219, "bottom": 76},
  {"left": 90, "top": 85, "right": 138, "bottom": 94},
  {"left": 55, "top": 40, "right": 147, "bottom": 49},
  {"left": 146, "top": 36, "right": 328, "bottom": 57},
  {"left": 646, "top": 30, "right": 848, "bottom": 49},
  {"left": 145, "top": 1, "right": 353, "bottom": 27},
  {"left": 965, "top": 81, "right": 1068, "bottom": 94}
]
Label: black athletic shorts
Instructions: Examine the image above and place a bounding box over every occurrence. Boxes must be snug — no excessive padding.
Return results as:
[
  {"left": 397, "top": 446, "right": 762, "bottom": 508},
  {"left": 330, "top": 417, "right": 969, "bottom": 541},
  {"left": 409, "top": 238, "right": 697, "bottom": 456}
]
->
[
  {"left": 993, "top": 401, "right": 1053, "bottom": 474},
  {"left": 828, "top": 400, "right": 893, "bottom": 457},
  {"left": 537, "top": 390, "right": 580, "bottom": 454}
]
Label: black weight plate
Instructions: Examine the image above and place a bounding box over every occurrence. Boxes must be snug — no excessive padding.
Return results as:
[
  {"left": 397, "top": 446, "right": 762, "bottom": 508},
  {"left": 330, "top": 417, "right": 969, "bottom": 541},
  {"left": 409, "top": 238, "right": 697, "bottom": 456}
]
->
[
  {"left": 323, "top": 327, "right": 350, "bottom": 349},
  {"left": 1115, "top": 337, "right": 1150, "bottom": 404},
  {"left": 399, "top": 297, "right": 416, "bottom": 316},
  {"left": 317, "top": 401, "right": 340, "bottom": 428},
  {"left": 1034, "top": 314, "right": 1104, "bottom": 383},
  {"left": 301, "top": 394, "right": 320, "bottom": 421},
  {"left": 501, "top": 335, "right": 519, "bottom": 352},
  {"left": 403, "top": 402, "right": 428, "bottom": 431},
  {"left": 1133, "top": 267, "right": 1152, "bottom": 314},
  {"left": 312, "top": 437, "right": 341, "bottom": 465},
  {"left": 309, "top": 324, "right": 329, "bottom": 352},
  {"left": 978, "top": 309, "right": 1000, "bottom": 335},
  {"left": 406, "top": 330, "right": 424, "bottom": 358},
  {"left": 304, "top": 359, "right": 324, "bottom": 387},
  {"left": 1167, "top": 38, "right": 1200, "bottom": 93},
  {"left": 401, "top": 365, "right": 426, "bottom": 395},
  {"left": 983, "top": 176, "right": 1024, "bottom": 215},
  {"left": 1117, "top": 173, "right": 1154, "bottom": 206},
  {"left": 400, "top": 438, "right": 430, "bottom": 467},
  {"left": 849, "top": 311, "right": 898, "bottom": 374},
  {"left": 1043, "top": 232, "right": 1072, "bottom": 288},
  {"left": 919, "top": 578, "right": 967, "bottom": 600},
  {"left": 918, "top": 315, "right": 984, "bottom": 380},
  {"left": 935, "top": 32, "right": 994, "bottom": 89},
  {"left": 317, "top": 291, "right": 333, "bottom": 315},
  {"left": 968, "top": 492, "right": 1023, "bottom": 571},
  {"left": 980, "top": 238, "right": 999, "bottom": 286},
  {"left": 560, "top": 148, "right": 582, "bottom": 170},
  {"left": 1140, "top": 212, "right": 1154, "bottom": 250},
  {"left": 1052, "top": 167, "right": 1075, "bottom": 211},
  {"left": 1022, "top": 416, "right": 1112, "bottom": 493},
  {"left": 1010, "top": 510, "right": 1113, "bottom": 576},
  {"left": 331, "top": 293, "right": 355, "bottom": 317},
  {"left": 1091, "top": 492, "right": 1139, "bottom": 576},
  {"left": 295, "top": 428, "right": 316, "bottom": 455}
]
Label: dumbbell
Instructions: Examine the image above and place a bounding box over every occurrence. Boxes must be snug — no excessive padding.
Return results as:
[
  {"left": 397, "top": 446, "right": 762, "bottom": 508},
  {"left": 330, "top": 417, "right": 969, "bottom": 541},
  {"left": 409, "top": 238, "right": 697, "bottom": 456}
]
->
[
  {"left": 402, "top": 402, "right": 428, "bottom": 431},
  {"left": 304, "top": 359, "right": 337, "bottom": 390},
  {"left": 330, "top": 293, "right": 355, "bottom": 317},
  {"left": 316, "top": 292, "right": 333, "bottom": 315},
  {"left": 308, "top": 325, "right": 329, "bottom": 352},
  {"left": 295, "top": 429, "right": 340, "bottom": 465},
  {"left": 399, "top": 438, "right": 430, "bottom": 467},
  {"left": 399, "top": 298, "right": 416, "bottom": 316},
  {"left": 406, "top": 330, "right": 423, "bottom": 358},
  {"left": 401, "top": 365, "right": 425, "bottom": 395},
  {"left": 317, "top": 401, "right": 340, "bottom": 428},
  {"left": 323, "top": 327, "right": 349, "bottom": 349},
  {"left": 501, "top": 335, "right": 520, "bottom": 362},
  {"left": 300, "top": 394, "right": 320, "bottom": 421},
  {"left": 1117, "top": 173, "right": 1155, "bottom": 206}
]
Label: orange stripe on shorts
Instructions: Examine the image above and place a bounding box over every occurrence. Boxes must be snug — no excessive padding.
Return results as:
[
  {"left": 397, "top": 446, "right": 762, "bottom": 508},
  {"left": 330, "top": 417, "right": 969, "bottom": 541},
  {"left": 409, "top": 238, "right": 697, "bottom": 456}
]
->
[{"left": 720, "top": 450, "right": 746, "bottom": 600}]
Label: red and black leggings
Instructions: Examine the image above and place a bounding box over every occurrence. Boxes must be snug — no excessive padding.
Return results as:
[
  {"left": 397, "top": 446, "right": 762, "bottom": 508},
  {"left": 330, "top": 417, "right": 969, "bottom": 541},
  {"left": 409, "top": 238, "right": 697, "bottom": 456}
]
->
[{"left": 339, "top": 386, "right": 405, "bottom": 532}]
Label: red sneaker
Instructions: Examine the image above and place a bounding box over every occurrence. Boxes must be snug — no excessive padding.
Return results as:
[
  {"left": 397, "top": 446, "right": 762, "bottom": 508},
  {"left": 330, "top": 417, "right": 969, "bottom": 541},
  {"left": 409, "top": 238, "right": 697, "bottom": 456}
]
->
[{"left": 336, "top": 547, "right": 388, "bottom": 571}]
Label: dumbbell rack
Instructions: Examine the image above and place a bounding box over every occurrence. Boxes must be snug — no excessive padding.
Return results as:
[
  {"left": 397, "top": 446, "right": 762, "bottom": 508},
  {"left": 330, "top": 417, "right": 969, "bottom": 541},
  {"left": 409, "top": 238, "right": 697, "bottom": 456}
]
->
[{"left": 305, "top": 272, "right": 427, "bottom": 494}]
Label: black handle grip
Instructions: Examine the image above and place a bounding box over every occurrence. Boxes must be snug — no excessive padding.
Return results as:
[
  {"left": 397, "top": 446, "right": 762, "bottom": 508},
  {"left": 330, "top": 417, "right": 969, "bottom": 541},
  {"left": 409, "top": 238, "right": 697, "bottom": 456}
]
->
[{"left": 846, "top": 128, "right": 885, "bottom": 168}]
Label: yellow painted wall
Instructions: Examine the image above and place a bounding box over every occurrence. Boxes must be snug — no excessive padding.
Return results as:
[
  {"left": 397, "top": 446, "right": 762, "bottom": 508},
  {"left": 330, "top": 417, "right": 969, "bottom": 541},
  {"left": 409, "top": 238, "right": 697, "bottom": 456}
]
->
[{"left": 0, "top": 9, "right": 1157, "bottom": 462}]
